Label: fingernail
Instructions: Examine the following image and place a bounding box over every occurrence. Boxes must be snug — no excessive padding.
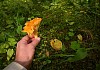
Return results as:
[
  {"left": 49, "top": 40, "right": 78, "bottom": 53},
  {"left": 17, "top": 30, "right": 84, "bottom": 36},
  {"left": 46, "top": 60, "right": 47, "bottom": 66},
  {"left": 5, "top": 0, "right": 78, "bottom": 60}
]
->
[{"left": 36, "top": 37, "right": 40, "bottom": 41}]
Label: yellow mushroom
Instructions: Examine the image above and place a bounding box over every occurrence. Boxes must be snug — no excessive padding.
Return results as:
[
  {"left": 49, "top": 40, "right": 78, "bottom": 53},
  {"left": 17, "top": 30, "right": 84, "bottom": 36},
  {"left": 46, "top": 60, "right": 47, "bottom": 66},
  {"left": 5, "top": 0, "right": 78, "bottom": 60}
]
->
[{"left": 50, "top": 39, "right": 62, "bottom": 51}]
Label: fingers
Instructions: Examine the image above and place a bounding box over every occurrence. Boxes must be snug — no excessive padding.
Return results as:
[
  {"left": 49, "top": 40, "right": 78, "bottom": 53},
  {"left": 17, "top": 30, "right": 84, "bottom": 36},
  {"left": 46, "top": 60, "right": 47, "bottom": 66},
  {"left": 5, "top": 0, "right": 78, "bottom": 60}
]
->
[
  {"left": 22, "top": 35, "right": 30, "bottom": 41},
  {"left": 28, "top": 37, "right": 40, "bottom": 48},
  {"left": 29, "top": 33, "right": 35, "bottom": 38},
  {"left": 20, "top": 35, "right": 30, "bottom": 44}
]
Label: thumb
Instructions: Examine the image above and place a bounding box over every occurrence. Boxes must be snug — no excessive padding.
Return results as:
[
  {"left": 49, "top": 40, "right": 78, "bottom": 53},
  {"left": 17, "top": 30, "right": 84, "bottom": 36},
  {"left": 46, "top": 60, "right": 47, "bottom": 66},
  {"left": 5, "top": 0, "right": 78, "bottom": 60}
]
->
[{"left": 28, "top": 37, "right": 40, "bottom": 48}]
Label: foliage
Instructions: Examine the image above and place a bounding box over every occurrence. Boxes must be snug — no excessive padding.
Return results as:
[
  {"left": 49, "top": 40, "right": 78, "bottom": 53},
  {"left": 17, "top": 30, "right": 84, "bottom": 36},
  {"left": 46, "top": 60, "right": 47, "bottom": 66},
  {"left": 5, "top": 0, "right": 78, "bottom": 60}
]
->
[
  {"left": 67, "top": 48, "right": 87, "bottom": 62},
  {"left": 0, "top": 0, "right": 100, "bottom": 70},
  {"left": 96, "top": 63, "right": 100, "bottom": 70},
  {"left": 70, "top": 41, "right": 80, "bottom": 50}
]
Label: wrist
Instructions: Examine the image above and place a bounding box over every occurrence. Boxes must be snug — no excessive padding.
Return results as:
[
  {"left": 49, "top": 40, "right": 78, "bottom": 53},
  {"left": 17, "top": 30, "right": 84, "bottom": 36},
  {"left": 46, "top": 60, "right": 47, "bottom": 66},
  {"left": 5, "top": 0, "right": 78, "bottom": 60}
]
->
[{"left": 15, "top": 60, "right": 32, "bottom": 69}]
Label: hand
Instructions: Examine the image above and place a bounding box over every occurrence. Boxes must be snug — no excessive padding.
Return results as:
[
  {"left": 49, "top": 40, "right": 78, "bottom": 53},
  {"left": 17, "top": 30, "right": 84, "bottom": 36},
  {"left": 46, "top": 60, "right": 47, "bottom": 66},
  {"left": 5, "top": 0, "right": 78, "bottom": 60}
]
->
[{"left": 15, "top": 35, "right": 40, "bottom": 69}]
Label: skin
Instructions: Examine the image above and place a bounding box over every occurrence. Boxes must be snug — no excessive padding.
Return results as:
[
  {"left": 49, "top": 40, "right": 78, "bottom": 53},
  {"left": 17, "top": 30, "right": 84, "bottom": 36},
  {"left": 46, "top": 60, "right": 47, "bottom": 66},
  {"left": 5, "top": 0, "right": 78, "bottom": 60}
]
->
[{"left": 15, "top": 35, "right": 40, "bottom": 70}]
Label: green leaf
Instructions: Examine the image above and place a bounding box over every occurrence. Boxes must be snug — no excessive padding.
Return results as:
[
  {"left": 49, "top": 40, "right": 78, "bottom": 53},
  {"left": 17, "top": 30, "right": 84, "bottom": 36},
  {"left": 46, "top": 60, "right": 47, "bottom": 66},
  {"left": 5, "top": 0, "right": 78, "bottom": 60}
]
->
[
  {"left": 65, "top": 20, "right": 68, "bottom": 22},
  {"left": 17, "top": 17, "right": 25, "bottom": 23},
  {"left": 7, "top": 49, "right": 14, "bottom": 61},
  {"left": 75, "top": 48, "right": 87, "bottom": 59},
  {"left": 2, "top": 43, "right": 9, "bottom": 48},
  {"left": 52, "top": 54, "right": 74, "bottom": 57},
  {"left": 6, "top": 25, "right": 14, "bottom": 28},
  {"left": 8, "top": 41, "right": 17, "bottom": 46},
  {"left": 21, "top": 32, "right": 27, "bottom": 35},
  {"left": 69, "top": 22, "right": 74, "bottom": 25},
  {"left": 68, "top": 32, "right": 74, "bottom": 36},
  {"left": 65, "top": 36, "right": 70, "bottom": 40},
  {"left": 70, "top": 41, "right": 80, "bottom": 50},
  {"left": 28, "top": 18, "right": 31, "bottom": 20},
  {"left": 8, "top": 38, "right": 15, "bottom": 42},
  {"left": 43, "top": 60, "right": 51, "bottom": 66},
  {"left": 17, "top": 25, "right": 22, "bottom": 34},
  {"left": 44, "top": 6, "right": 49, "bottom": 9},
  {"left": 8, "top": 38, "right": 17, "bottom": 46},
  {"left": 61, "top": 44, "right": 66, "bottom": 52},
  {"left": 6, "top": 20, "right": 13, "bottom": 24},
  {"left": 69, "top": 29, "right": 74, "bottom": 31},
  {"left": 0, "top": 47, "right": 6, "bottom": 53},
  {"left": 46, "top": 60, "right": 51, "bottom": 64},
  {"left": 0, "top": 43, "right": 9, "bottom": 53},
  {"left": 0, "top": 32, "right": 5, "bottom": 42},
  {"left": 67, "top": 48, "right": 87, "bottom": 62},
  {"left": 31, "top": 16, "right": 34, "bottom": 18}
]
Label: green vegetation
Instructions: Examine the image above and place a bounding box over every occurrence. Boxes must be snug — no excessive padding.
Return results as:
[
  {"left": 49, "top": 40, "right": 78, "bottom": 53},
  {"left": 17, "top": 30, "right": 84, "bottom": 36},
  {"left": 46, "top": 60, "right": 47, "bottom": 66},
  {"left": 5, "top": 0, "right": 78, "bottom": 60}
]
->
[{"left": 0, "top": 0, "right": 100, "bottom": 70}]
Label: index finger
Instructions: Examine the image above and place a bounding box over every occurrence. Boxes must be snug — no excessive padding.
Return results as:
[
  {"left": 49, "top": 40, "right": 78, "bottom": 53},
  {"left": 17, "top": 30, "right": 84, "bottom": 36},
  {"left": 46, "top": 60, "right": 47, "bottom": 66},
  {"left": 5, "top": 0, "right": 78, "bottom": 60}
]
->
[
  {"left": 21, "top": 35, "right": 30, "bottom": 43},
  {"left": 28, "top": 37, "right": 40, "bottom": 48}
]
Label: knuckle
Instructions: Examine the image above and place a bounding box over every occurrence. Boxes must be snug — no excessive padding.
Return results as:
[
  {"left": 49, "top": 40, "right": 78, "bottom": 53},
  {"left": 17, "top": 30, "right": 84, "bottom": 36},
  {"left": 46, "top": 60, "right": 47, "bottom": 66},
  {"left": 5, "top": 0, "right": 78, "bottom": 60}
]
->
[{"left": 17, "top": 41, "right": 21, "bottom": 45}]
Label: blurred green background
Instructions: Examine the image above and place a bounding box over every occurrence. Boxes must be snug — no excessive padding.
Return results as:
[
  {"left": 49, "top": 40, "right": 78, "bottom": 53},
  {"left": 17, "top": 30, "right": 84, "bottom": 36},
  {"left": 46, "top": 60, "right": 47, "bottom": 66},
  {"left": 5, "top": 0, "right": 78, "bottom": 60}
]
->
[{"left": 0, "top": 0, "right": 100, "bottom": 70}]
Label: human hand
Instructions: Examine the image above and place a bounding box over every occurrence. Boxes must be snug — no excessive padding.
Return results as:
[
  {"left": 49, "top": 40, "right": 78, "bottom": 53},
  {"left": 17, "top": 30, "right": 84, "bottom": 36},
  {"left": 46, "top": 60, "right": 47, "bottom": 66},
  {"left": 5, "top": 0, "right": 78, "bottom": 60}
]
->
[{"left": 15, "top": 35, "right": 40, "bottom": 69}]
